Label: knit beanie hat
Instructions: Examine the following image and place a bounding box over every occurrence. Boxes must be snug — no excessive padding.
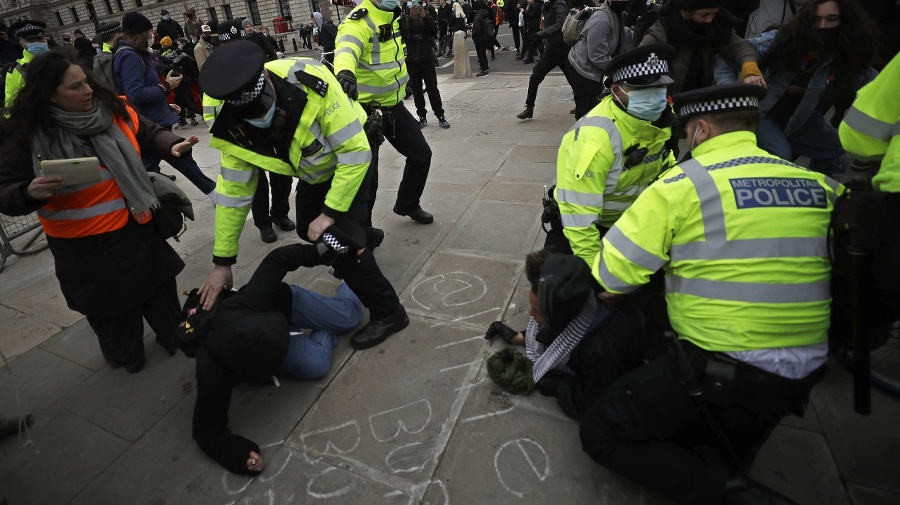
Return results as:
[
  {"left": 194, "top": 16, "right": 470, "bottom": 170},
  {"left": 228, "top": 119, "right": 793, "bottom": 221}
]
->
[
  {"left": 242, "top": 19, "right": 253, "bottom": 28},
  {"left": 537, "top": 254, "right": 593, "bottom": 329},
  {"left": 122, "top": 12, "right": 153, "bottom": 35},
  {"left": 159, "top": 36, "right": 173, "bottom": 47}
]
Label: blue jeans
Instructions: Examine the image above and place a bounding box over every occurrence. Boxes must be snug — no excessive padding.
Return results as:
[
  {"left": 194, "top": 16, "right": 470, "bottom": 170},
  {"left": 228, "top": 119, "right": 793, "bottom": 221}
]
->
[
  {"left": 280, "top": 283, "right": 363, "bottom": 380},
  {"left": 142, "top": 154, "right": 216, "bottom": 195},
  {"left": 756, "top": 113, "right": 848, "bottom": 176}
]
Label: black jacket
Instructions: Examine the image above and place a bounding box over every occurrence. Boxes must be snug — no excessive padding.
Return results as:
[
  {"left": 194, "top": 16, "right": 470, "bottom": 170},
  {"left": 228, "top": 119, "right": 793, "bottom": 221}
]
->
[
  {"left": 525, "top": 3, "right": 542, "bottom": 31},
  {"left": 473, "top": 8, "right": 492, "bottom": 42},
  {"left": 539, "top": 0, "right": 569, "bottom": 52},
  {"left": 156, "top": 18, "right": 185, "bottom": 42},
  {"left": 245, "top": 32, "right": 278, "bottom": 61},
  {"left": 407, "top": 14, "right": 438, "bottom": 62}
]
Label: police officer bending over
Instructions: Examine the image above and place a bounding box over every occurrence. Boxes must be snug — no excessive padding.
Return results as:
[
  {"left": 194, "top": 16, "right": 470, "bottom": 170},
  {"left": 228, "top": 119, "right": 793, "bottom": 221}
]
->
[
  {"left": 580, "top": 84, "right": 843, "bottom": 504},
  {"left": 334, "top": 0, "right": 436, "bottom": 225},
  {"left": 551, "top": 44, "right": 676, "bottom": 266},
  {"left": 197, "top": 41, "right": 409, "bottom": 350}
]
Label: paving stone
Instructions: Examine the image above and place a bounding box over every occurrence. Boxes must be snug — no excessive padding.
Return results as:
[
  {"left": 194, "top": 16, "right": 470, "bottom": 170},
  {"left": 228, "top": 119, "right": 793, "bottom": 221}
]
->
[
  {"left": 442, "top": 200, "right": 542, "bottom": 260},
  {"left": 0, "top": 405, "right": 129, "bottom": 505},
  {"left": 402, "top": 252, "right": 521, "bottom": 328},
  {"left": 0, "top": 347, "right": 92, "bottom": 412},
  {"left": 418, "top": 182, "right": 483, "bottom": 223},
  {"left": 0, "top": 270, "right": 81, "bottom": 327},
  {"left": 507, "top": 145, "right": 560, "bottom": 164},
  {"left": 440, "top": 142, "right": 516, "bottom": 171},
  {"left": 424, "top": 167, "right": 496, "bottom": 186},
  {"left": 480, "top": 181, "right": 547, "bottom": 203},
  {"left": 0, "top": 304, "right": 61, "bottom": 362},
  {"left": 371, "top": 222, "right": 454, "bottom": 294},
  {"left": 38, "top": 317, "right": 106, "bottom": 371},
  {"left": 493, "top": 161, "right": 557, "bottom": 184},
  {"left": 503, "top": 285, "right": 532, "bottom": 332},
  {"left": 286, "top": 318, "right": 488, "bottom": 496},
  {"left": 73, "top": 380, "right": 324, "bottom": 505},
  {"left": 56, "top": 349, "right": 194, "bottom": 442},
  {"left": 809, "top": 359, "right": 900, "bottom": 495},
  {"left": 519, "top": 131, "right": 567, "bottom": 147},
  {"left": 422, "top": 383, "right": 673, "bottom": 505},
  {"left": 468, "top": 127, "right": 529, "bottom": 143},
  {"left": 749, "top": 424, "right": 850, "bottom": 505}
]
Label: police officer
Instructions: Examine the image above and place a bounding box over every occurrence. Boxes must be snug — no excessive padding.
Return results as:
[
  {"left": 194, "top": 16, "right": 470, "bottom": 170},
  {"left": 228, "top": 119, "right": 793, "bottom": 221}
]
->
[
  {"left": 839, "top": 51, "right": 900, "bottom": 192},
  {"left": 95, "top": 20, "right": 122, "bottom": 54},
  {"left": 334, "top": 0, "right": 436, "bottom": 225},
  {"left": 580, "top": 84, "right": 842, "bottom": 504},
  {"left": 4, "top": 20, "right": 48, "bottom": 108},
  {"left": 551, "top": 44, "right": 676, "bottom": 266},
  {"left": 197, "top": 40, "right": 409, "bottom": 350}
]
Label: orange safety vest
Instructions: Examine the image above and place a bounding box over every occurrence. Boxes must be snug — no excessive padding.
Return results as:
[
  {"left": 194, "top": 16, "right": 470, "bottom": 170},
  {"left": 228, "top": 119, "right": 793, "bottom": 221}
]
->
[{"left": 37, "top": 104, "right": 150, "bottom": 238}]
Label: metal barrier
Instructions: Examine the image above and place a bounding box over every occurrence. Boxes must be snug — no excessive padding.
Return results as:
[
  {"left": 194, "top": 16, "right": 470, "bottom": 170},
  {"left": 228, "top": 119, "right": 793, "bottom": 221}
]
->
[{"left": 0, "top": 212, "right": 49, "bottom": 274}]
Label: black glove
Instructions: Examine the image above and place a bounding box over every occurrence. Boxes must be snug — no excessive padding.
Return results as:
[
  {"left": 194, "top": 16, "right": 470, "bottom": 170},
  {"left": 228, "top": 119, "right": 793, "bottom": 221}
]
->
[
  {"left": 336, "top": 70, "right": 358, "bottom": 100},
  {"left": 484, "top": 321, "right": 520, "bottom": 344}
]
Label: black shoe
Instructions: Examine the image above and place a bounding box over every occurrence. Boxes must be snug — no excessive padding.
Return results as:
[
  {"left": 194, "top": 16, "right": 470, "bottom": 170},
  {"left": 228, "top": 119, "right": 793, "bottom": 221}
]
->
[
  {"left": 124, "top": 357, "right": 145, "bottom": 374},
  {"left": 350, "top": 305, "right": 410, "bottom": 350},
  {"left": 476, "top": 69, "right": 490, "bottom": 77},
  {"left": 273, "top": 217, "right": 296, "bottom": 231},
  {"left": 418, "top": 116, "right": 427, "bottom": 128},
  {"left": 393, "top": 205, "right": 434, "bottom": 224},
  {"left": 517, "top": 107, "right": 534, "bottom": 120},
  {"left": 724, "top": 477, "right": 800, "bottom": 505},
  {"left": 438, "top": 117, "right": 450, "bottom": 129},
  {"left": 569, "top": 107, "right": 576, "bottom": 115},
  {"left": 370, "top": 227, "right": 385, "bottom": 248},
  {"left": 260, "top": 226, "right": 277, "bottom": 243},
  {"left": 163, "top": 173, "right": 177, "bottom": 181}
]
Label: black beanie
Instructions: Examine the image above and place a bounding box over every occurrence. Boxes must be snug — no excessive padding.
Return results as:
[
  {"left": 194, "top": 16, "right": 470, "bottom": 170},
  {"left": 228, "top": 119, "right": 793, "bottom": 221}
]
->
[
  {"left": 676, "top": 0, "right": 722, "bottom": 10},
  {"left": 537, "top": 254, "right": 592, "bottom": 329},
  {"left": 121, "top": 12, "right": 153, "bottom": 35}
]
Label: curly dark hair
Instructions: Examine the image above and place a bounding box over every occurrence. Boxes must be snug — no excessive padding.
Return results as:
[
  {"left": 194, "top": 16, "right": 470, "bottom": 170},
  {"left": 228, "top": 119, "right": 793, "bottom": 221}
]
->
[
  {"left": 759, "top": 0, "right": 879, "bottom": 97},
  {"left": 525, "top": 248, "right": 551, "bottom": 293},
  {"left": 2, "top": 49, "right": 127, "bottom": 137}
]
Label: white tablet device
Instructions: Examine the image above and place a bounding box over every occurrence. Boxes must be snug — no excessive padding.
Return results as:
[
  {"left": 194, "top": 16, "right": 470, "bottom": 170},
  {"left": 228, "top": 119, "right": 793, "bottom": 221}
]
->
[{"left": 40, "top": 157, "right": 102, "bottom": 186}]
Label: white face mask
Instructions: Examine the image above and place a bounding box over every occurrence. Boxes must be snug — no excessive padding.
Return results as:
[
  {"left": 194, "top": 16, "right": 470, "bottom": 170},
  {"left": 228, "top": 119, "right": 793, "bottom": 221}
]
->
[
  {"left": 689, "top": 124, "right": 702, "bottom": 152},
  {"left": 147, "top": 35, "right": 155, "bottom": 46}
]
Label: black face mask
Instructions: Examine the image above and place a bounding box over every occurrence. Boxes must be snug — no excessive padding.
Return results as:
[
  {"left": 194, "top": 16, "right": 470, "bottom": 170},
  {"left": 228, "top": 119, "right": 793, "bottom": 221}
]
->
[
  {"left": 816, "top": 27, "right": 839, "bottom": 48},
  {"left": 684, "top": 19, "right": 713, "bottom": 34},
  {"left": 202, "top": 35, "right": 212, "bottom": 42}
]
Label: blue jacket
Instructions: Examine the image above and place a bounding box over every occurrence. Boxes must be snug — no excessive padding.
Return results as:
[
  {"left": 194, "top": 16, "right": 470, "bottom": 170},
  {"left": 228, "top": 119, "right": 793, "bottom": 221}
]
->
[
  {"left": 113, "top": 40, "right": 179, "bottom": 128},
  {"left": 714, "top": 30, "right": 877, "bottom": 137}
]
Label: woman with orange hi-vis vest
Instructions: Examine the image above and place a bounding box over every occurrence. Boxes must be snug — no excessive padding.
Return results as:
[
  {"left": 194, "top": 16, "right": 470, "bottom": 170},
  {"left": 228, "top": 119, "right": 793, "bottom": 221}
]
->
[{"left": 0, "top": 50, "right": 198, "bottom": 373}]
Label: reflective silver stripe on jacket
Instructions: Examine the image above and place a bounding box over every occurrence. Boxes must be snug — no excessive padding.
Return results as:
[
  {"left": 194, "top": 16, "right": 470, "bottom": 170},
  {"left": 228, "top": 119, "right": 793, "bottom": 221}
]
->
[
  {"left": 560, "top": 213, "right": 599, "bottom": 227},
  {"left": 556, "top": 188, "right": 603, "bottom": 208},
  {"left": 220, "top": 165, "right": 256, "bottom": 183},
  {"left": 37, "top": 198, "right": 126, "bottom": 220},
  {"left": 843, "top": 105, "right": 894, "bottom": 142},
  {"left": 359, "top": 59, "right": 405, "bottom": 72},
  {"left": 358, "top": 74, "right": 409, "bottom": 95},
  {"left": 604, "top": 226, "right": 667, "bottom": 272},
  {"left": 335, "top": 150, "right": 371, "bottom": 166},
  {"left": 326, "top": 120, "right": 364, "bottom": 148},
  {"left": 665, "top": 276, "right": 831, "bottom": 303},
  {"left": 597, "top": 259, "right": 636, "bottom": 293},
  {"left": 214, "top": 193, "right": 254, "bottom": 208},
  {"left": 298, "top": 165, "right": 336, "bottom": 183}
]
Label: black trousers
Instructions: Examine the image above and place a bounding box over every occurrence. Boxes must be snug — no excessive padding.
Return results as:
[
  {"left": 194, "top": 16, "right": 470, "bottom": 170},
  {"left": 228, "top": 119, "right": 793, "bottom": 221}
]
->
[
  {"left": 295, "top": 173, "right": 401, "bottom": 320},
  {"left": 86, "top": 277, "right": 180, "bottom": 368},
  {"left": 252, "top": 169, "right": 293, "bottom": 228},
  {"left": 474, "top": 38, "right": 489, "bottom": 71},
  {"left": 579, "top": 309, "right": 821, "bottom": 504},
  {"left": 366, "top": 101, "right": 433, "bottom": 222},
  {"left": 407, "top": 60, "right": 445, "bottom": 119},
  {"left": 510, "top": 23, "right": 521, "bottom": 51},
  {"left": 525, "top": 47, "right": 572, "bottom": 108},
  {"left": 567, "top": 59, "right": 604, "bottom": 120}
]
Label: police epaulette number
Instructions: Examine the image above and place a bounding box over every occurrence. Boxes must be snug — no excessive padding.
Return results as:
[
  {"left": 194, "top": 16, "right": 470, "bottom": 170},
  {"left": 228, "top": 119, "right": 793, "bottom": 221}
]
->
[
  {"left": 349, "top": 8, "right": 368, "bottom": 20},
  {"left": 294, "top": 70, "right": 328, "bottom": 97}
]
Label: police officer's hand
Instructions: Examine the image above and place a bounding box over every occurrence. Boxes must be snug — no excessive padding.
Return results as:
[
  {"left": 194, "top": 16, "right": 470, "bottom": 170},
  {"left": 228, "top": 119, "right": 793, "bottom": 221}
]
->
[
  {"left": 336, "top": 70, "right": 358, "bottom": 100},
  {"left": 742, "top": 74, "right": 767, "bottom": 89},
  {"left": 307, "top": 212, "right": 335, "bottom": 242},
  {"left": 199, "top": 265, "right": 234, "bottom": 310}
]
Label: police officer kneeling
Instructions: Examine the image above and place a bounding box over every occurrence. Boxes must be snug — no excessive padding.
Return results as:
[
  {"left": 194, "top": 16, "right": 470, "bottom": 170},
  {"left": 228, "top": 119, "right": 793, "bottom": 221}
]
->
[
  {"left": 197, "top": 41, "right": 409, "bottom": 350},
  {"left": 580, "top": 84, "right": 843, "bottom": 505}
]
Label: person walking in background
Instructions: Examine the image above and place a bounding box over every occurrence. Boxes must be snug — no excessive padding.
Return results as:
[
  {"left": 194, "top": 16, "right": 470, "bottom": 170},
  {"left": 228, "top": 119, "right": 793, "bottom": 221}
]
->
[
  {"left": 113, "top": 12, "right": 216, "bottom": 201},
  {"left": 447, "top": 0, "right": 468, "bottom": 58},
  {"left": 312, "top": 12, "right": 338, "bottom": 70},
  {"left": 567, "top": 0, "right": 622, "bottom": 118},
  {"left": 194, "top": 24, "right": 214, "bottom": 70},
  {"left": 242, "top": 19, "right": 278, "bottom": 61},
  {"left": 157, "top": 9, "right": 185, "bottom": 43},
  {"left": 472, "top": 0, "right": 493, "bottom": 76},
  {"left": 517, "top": 0, "right": 572, "bottom": 119},
  {"left": 185, "top": 7, "right": 204, "bottom": 42},
  {"left": 522, "top": 0, "right": 543, "bottom": 63},
  {"left": 407, "top": 3, "right": 451, "bottom": 128},
  {"left": 438, "top": 0, "right": 452, "bottom": 56}
]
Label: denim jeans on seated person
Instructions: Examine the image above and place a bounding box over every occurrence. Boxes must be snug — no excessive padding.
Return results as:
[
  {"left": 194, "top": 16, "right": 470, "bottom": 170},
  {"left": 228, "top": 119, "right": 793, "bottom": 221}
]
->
[
  {"left": 280, "top": 283, "right": 363, "bottom": 380},
  {"left": 756, "top": 113, "right": 849, "bottom": 176},
  {"left": 142, "top": 155, "right": 216, "bottom": 195}
]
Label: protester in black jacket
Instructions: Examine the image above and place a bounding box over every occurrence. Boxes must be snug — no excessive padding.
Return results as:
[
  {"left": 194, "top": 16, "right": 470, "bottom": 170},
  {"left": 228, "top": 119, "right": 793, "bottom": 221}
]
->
[
  {"left": 517, "top": 0, "right": 573, "bottom": 119},
  {"left": 242, "top": 19, "right": 278, "bottom": 61},
  {"left": 523, "top": 0, "right": 544, "bottom": 63},
  {"left": 407, "top": 5, "right": 451, "bottom": 128},
  {"left": 438, "top": 0, "right": 453, "bottom": 55},
  {"left": 471, "top": 1, "right": 493, "bottom": 75},
  {"left": 156, "top": 9, "right": 185, "bottom": 42}
]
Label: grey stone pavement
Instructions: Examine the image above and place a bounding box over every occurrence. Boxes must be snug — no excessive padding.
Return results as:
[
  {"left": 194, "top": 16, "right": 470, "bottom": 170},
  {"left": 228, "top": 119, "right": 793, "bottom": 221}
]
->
[{"left": 1, "top": 52, "right": 899, "bottom": 505}]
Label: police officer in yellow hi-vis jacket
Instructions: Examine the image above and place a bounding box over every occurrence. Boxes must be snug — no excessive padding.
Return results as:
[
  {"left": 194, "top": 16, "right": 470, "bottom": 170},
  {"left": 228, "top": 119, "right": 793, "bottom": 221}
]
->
[
  {"left": 197, "top": 41, "right": 409, "bottom": 350},
  {"left": 839, "top": 51, "right": 900, "bottom": 193},
  {"left": 551, "top": 44, "right": 677, "bottom": 266},
  {"left": 4, "top": 20, "right": 47, "bottom": 109},
  {"left": 579, "top": 84, "right": 843, "bottom": 505},
  {"left": 334, "top": 0, "right": 435, "bottom": 225}
]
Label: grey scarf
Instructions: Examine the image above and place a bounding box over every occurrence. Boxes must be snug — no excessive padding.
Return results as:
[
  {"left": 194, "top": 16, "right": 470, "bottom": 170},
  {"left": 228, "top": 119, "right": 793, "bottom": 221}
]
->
[
  {"left": 525, "top": 295, "right": 597, "bottom": 383},
  {"left": 31, "top": 103, "right": 158, "bottom": 220}
]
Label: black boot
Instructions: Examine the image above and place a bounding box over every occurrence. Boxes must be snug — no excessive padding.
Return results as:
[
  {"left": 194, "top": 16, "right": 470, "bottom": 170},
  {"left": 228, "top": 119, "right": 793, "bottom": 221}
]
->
[{"left": 517, "top": 107, "right": 534, "bottom": 120}]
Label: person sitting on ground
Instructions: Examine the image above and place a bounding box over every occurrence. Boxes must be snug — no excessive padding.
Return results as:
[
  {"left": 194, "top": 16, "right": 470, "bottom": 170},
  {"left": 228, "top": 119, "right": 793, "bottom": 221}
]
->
[{"left": 192, "top": 242, "right": 362, "bottom": 475}]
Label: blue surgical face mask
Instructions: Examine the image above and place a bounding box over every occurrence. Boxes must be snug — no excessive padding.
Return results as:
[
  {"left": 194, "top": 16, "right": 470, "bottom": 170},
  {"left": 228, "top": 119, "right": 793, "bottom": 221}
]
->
[
  {"left": 162, "top": 15, "right": 171, "bottom": 21},
  {"left": 407, "top": 1, "right": 414, "bottom": 7},
  {"left": 245, "top": 102, "right": 277, "bottom": 129},
  {"left": 625, "top": 87, "right": 668, "bottom": 121},
  {"left": 25, "top": 42, "right": 49, "bottom": 55},
  {"left": 379, "top": 0, "right": 400, "bottom": 10}
]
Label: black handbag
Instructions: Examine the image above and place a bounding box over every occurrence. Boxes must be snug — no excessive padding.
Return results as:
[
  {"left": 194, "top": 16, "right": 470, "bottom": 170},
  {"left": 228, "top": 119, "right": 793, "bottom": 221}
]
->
[{"left": 149, "top": 174, "right": 195, "bottom": 241}]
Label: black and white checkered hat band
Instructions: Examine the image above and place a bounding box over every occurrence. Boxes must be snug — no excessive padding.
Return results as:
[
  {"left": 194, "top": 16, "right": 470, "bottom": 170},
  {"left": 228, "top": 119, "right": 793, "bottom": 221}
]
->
[
  {"left": 612, "top": 59, "right": 670, "bottom": 83},
  {"left": 678, "top": 96, "right": 759, "bottom": 117},
  {"left": 322, "top": 232, "right": 348, "bottom": 254},
  {"left": 226, "top": 72, "right": 267, "bottom": 105},
  {"left": 99, "top": 26, "right": 119, "bottom": 35},
  {"left": 14, "top": 24, "right": 44, "bottom": 37},
  {"left": 219, "top": 26, "right": 242, "bottom": 41}
]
